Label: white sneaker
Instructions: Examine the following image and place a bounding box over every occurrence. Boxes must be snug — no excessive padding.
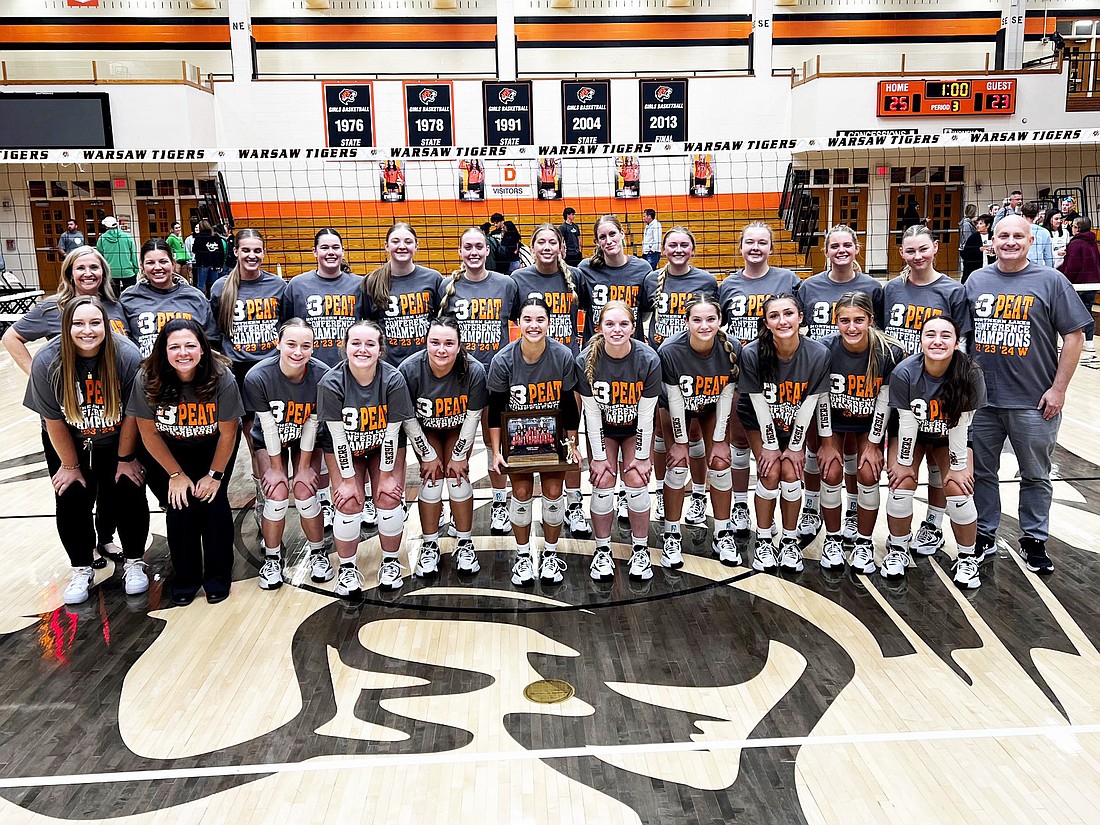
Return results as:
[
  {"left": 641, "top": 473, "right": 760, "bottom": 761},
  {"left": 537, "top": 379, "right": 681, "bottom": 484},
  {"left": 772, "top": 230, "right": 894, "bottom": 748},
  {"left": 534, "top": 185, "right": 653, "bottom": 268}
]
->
[
  {"left": 654, "top": 490, "right": 665, "bottom": 521},
  {"left": 662, "top": 532, "right": 684, "bottom": 569},
  {"left": 123, "top": 559, "right": 150, "bottom": 595},
  {"left": 848, "top": 538, "right": 877, "bottom": 574},
  {"left": 361, "top": 497, "right": 378, "bottom": 527},
  {"left": 842, "top": 508, "right": 859, "bottom": 541},
  {"left": 335, "top": 563, "right": 364, "bottom": 597},
  {"left": 731, "top": 502, "right": 752, "bottom": 535},
  {"left": 64, "top": 566, "right": 94, "bottom": 605},
  {"left": 511, "top": 554, "right": 535, "bottom": 586},
  {"left": 616, "top": 491, "right": 629, "bottom": 522},
  {"left": 258, "top": 555, "right": 283, "bottom": 590},
  {"left": 566, "top": 503, "right": 592, "bottom": 536},
  {"left": 321, "top": 501, "right": 335, "bottom": 531},
  {"left": 1085, "top": 340, "right": 1096, "bottom": 353},
  {"left": 415, "top": 541, "right": 440, "bottom": 577},
  {"left": 912, "top": 521, "right": 945, "bottom": 556},
  {"left": 753, "top": 539, "right": 778, "bottom": 572},
  {"left": 952, "top": 554, "right": 982, "bottom": 589},
  {"left": 880, "top": 543, "right": 911, "bottom": 580},
  {"left": 491, "top": 500, "right": 510, "bottom": 534},
  {"left": 796, "top": 507, "right": 822, "bottom": 541},
  {"left": 684, "top": 494, "right": 708, "bottom": 526},
  {"left": 540, "top": 551, "right": 567, "bottom": 584},
  {"left": 778, "top": 538, "right": 804, "bottom": 573},
  {"left": 715, "top": 531, "right": 741, "bottom": 566},
  {"left": 820, "top": 535, "right": 845, "bottom": 570},
  {"left": 378, "top": 558, "right": 404, "bottom": 591},
  {"left": 590, "top": 547, "right": 616, "bottom": 581},
  {"left": 628, "top": 545, "right": 654, "bottom": 580},
  {"left": 308, "top": 550, "right": 335, "bottom": 583},
  {"left": 453, "top": 539, "right": 480, "bottom": 574}
]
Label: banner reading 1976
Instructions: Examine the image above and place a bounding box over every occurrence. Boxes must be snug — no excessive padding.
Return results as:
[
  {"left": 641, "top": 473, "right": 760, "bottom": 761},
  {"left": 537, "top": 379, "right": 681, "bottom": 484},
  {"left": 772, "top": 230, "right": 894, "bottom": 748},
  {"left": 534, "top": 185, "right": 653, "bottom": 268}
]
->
[
  {"left": 484, "top": 81, "right": 533, "bottom": 147},
  {"left": 322, "top": 82, "right": 374, "bottom": 148},
  {"left": 562, "top": 81, "right": 611, "bottom": 145},
  {"left": 640, "top": 79, "right": 688, "bottom": 143},
  {"left": 404, "top": 82, "right": 455, "bottom": 148}
]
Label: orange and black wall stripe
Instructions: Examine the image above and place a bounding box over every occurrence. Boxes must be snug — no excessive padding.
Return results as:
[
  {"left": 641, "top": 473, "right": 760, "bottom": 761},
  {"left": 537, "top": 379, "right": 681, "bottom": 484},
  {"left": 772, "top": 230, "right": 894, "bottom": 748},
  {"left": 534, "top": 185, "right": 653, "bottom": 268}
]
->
[
  {"left": 772, "top": 11, "right": 1060, "bottom": 45},
  {"left": 252, "top": 17, "right": 497, "bottom": 50},
  {"left": 515, "top": 15, "right": 751, "bottom": 49},
  {"left": 0, "top": 17, "right": 229, "bottom": 50}
]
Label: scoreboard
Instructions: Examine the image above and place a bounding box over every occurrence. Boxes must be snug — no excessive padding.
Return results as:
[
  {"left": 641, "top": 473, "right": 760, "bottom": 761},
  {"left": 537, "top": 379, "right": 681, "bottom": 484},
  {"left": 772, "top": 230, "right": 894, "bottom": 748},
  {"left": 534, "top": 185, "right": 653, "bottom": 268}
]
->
[{"left": 876, "top": 79, "right": 1016, "bottom": 117}]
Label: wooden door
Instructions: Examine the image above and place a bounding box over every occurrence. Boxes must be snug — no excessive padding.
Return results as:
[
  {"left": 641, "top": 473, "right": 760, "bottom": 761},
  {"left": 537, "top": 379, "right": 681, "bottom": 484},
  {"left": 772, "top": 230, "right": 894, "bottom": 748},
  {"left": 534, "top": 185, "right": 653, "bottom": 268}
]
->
[
  {"left": 887, "top": 186, "right": 928, "bottom": 275},
  {"left": 924, "top": 185, "right": 963, "bottom": 274},
  {"left": 137, "top": 199, "right": 174, "bottom": 244},
  {"left": 72, "top": 199, "right": 113, "bottom": 250},
  {"left": 178, "top": 199, "right": 202, "bottom": 233},
  {"left": 29, "top": 201, "right": 66, "bottom": 293},
  {"left": 808, "top": 188, "right": 868, "bottom": 274},
  {"left": 805, "top": 187, "right": 829, "bottom": 274}
]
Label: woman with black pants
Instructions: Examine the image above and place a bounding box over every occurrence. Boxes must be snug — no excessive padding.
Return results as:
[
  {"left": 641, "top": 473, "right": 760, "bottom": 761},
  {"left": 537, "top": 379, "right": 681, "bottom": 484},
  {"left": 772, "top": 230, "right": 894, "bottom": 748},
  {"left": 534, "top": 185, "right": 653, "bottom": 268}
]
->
[
  {"left": 23, "top": 295, "right": 149, "bottom": 605},
  {"left": 128, "top": 318, "right": 243, "bottom": 605}
]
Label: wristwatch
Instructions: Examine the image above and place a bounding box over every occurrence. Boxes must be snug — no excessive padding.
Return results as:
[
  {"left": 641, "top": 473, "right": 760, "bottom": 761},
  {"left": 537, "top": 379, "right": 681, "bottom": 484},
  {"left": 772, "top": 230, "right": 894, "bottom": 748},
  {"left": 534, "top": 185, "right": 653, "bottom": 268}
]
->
[{"left": 208, "top": 469, "right": 225, "bottom": 481}]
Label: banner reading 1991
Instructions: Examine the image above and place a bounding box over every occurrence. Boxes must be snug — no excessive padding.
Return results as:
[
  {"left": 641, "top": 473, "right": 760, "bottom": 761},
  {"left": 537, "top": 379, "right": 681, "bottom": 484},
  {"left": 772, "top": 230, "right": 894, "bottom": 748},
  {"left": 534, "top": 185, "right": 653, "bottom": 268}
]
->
[
  {"left": 562, "top": 80, "right": 611, "bottom": 145},
  {"left": 404, "top": 82, "right": 455, "bottom": 148},
  {"left": 640, "top": 79, "right": 688, "bottom": 143},
  {"left": 484, "top": 81, "right": 533, "bottom": 146}
]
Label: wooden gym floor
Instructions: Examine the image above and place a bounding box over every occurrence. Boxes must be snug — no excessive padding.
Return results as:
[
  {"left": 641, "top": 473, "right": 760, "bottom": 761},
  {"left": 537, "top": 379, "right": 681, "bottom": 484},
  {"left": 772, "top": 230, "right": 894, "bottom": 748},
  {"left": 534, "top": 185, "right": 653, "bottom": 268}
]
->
[{"left": 1, "top": 344, "right": 1099, "bottom": 824}]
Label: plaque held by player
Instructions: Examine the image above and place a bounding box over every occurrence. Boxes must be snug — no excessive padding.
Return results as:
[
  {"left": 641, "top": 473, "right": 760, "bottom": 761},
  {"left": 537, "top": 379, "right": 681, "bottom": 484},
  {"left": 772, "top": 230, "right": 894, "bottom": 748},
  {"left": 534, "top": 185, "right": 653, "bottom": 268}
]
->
[{"left": 502, "top": 410, "right": 575, "bottom": 473}]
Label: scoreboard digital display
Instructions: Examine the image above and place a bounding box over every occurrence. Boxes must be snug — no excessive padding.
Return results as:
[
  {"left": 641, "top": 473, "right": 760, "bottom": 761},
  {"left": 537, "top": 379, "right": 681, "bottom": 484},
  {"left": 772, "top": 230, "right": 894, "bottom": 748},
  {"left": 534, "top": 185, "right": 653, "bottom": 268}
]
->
[{"left": 876, "top": 78, "right": 1016, "bottom": 117}]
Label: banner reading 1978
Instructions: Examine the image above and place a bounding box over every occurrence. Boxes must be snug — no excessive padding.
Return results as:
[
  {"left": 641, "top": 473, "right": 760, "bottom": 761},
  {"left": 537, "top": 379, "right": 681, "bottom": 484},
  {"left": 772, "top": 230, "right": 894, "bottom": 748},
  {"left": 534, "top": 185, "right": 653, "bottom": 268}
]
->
[
  {"left": 640, "top": 79, "right": 688, "bottom": 143},
  {"left": 404, "top": 82, "right": 455, "bottom": 148},
  {"left": 562, "top": 81, "right": 611, "bottom": 145},
  {"left": 322, "top": 82, "right": 374, "bottom": 148},
  {"left": 484, "top": 81, "right": 533, "bottom": 146}
]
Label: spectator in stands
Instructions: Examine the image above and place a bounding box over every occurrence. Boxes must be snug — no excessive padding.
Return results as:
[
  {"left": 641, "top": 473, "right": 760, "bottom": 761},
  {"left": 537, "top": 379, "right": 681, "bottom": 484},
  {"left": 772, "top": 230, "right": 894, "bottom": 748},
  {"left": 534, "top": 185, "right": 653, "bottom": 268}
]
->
[
  {"left": 96, "top": 216, "right": 139, "bottom": 291},
  {"left": 559, "top": 207, "right": 583, "bottom": 266},
  {"left": 184, "top": 222, "right": 198, "bottom": 268},
  {"left": 192, "top": 219, "right": 225, "bottom": 297},
  {"left": 1060, "top": 196, "right": 1081, "bottom": 224},
  {"left": 961, "top": 213, "right": 992, "bottom": 282},
  {"left": 1043, "top": 208, "right": 1071, "bottom": 266},
  {"left": 642, "top": 208, "right": 662, "bottom": 269},
  {"left": 58, "top": 219, "right": 84, "bottom": 255},
  {"left": 992, "top": 190, "right": 1023, "bottom": 226},
  {"left": 499, "top": 220, "right": 523, "bottom": 273},
  {"left": 1022, "top": 202, "right": 1054, "bottom": 267},
  {"left": 1061, "top": 215, "right": 1100, "bottom": 353},
  {"left": 958, "top": 204, "right": 977, "bottom": 274}
]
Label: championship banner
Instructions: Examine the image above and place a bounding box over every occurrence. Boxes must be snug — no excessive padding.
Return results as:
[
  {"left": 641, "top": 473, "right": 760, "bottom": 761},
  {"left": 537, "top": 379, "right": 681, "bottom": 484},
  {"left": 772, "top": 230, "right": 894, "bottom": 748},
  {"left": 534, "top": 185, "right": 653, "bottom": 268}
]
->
[
  {"left": 562, "top": 81, "right": 611, "bottom": 145},
  {"left": 640, "top": 79, "right": 688, "bottom": 143},
  {"left": 322, "top": 82, "right": 374, "bottom": 148},
  {"left": 484, "top": 82, "right": 533, "bottom": 147},
  {"left": 379, "top": 160, "right": 405, "bottom": 202},
  {"left": 614, "top": 155, "right": 640, "bottom": 199},
  {"left": 458, "top": 159, "right": 485, "bottom": 201},
  {"left": 689, "top": 153, "right": 714, "bottom": 197},
  {"left": 537, "top": 157, "right": 562, "bottom": 200},
  {"left": 404, "top": 82, "right": 455, "bottom": 148}
]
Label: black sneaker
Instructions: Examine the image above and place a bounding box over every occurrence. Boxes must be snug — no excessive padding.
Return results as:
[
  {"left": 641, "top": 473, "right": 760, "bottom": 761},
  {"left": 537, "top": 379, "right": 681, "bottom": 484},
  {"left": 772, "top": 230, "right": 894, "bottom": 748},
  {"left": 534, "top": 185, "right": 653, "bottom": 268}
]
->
[
  {"left": 1020, "top": 537, "right": 1054, "bottom": 575},
  {"left": 975, "top": 532, "right": 997, "bottom": 563}
]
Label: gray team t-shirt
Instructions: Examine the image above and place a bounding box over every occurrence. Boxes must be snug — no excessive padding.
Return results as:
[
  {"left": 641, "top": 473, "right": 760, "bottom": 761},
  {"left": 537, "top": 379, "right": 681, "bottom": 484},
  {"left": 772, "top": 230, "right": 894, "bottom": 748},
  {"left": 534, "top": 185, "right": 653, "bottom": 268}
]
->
[
  {"left": 798, "top": 271, "right": 885, "bottom": 341},
  {"left": 577, "top": 340, "right": 662, "bottom": 427},
  {"left": 358, "top": 265, "right": 443, "bottom": 366},
  {"left": 119, "top": 281, "right": 220, "bottom": 357},
  {"left": 209, "top": 271, "right": 286, "bottom": 366},
  {"left": 13, "top": 296, "right": 128, "bottom": 342},
  {"left": 643, "top": 266, "right": 719, "bottom": 348},
  {"left": 126, "top": 368, "right": 244, "bottom": 440},
  {"left": 576, "top": 255, "right": 652, "bottom": 341},
  {"left": 399, "top": 349, "right": 489, "bottom": 431},
  {"left": 658, "top": 330, "right": 742, "bottom": 414},
  {"left": 437, "top": 272, "right": 519, "bottom": 367},
  {"left": 317, "top": 361, "right": 414, "bottom": 456},
  {"left": 883, "top": 274, "right": 972, "bottom": 355},
  {"left": 24, "top": 334, "right": 142, "bottom": 444},
  {"left": 718, "top": 266, "right": 802, "bottom": 345},
  {"left": 510, "top": 265, "right": 581, "bottom": 354},
  {"left": 280, "top": 269, "right": 361, "bottom": 367},
  {"left": 243, "top": 355, "right": 328, "bottom": 447},
  {"left": 965, "top": 262, "right": 1092, "bottom": 408},
  {"left": 822, "top": 333, "right": 905, "bottom": 432},
  {"left": 487, "top": 338, "right": 579, "bottom": 412},
  {"left": 889, "top": 352, "right": 987, "bottom": 438},
  {"left": 738, "top": 336, "right": 831, "bottom": 434}
]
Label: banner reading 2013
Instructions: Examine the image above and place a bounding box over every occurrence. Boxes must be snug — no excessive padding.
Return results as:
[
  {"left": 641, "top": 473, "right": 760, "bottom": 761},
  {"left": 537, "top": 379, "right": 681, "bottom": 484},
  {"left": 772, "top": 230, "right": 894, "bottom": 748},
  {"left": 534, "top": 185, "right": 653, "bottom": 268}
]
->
[
  {"left": 404, "top": 82, "right": 455, "bottom": 148},
  {"left": 639, "top": 79, "right": 688, "bottom": 143}
]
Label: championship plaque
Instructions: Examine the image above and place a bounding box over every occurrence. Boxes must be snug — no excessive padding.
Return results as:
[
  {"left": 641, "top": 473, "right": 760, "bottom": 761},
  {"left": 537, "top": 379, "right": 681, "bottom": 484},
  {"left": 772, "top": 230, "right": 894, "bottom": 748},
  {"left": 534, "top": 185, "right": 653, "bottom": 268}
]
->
[{"left": 502, "top": 410, "right": 575, "bottom": 473}]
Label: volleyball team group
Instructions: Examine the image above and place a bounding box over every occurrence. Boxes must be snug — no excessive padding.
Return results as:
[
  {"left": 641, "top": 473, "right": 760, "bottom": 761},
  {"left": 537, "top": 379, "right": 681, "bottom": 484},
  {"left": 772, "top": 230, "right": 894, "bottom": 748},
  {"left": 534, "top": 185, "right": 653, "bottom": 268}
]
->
[{"left": 9, "top": 211, "right": 1091, "bottom": 606}]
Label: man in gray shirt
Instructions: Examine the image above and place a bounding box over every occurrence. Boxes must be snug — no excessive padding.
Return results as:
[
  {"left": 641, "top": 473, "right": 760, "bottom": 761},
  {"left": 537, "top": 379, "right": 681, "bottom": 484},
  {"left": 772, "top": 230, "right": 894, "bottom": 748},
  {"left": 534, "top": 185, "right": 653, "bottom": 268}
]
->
[
  {"left": 965, "top": 215, "right": 1092, "bottom": 573},
  {"left": 58, "top": 219, "right": 84, "bottom": 255}
]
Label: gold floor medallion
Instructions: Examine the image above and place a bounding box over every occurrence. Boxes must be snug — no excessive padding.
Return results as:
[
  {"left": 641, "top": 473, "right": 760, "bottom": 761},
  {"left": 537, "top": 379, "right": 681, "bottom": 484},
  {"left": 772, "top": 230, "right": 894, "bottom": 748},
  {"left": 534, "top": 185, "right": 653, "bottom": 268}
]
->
[{"left": 523, "top": 679, "right": 576, "bottom": 704}]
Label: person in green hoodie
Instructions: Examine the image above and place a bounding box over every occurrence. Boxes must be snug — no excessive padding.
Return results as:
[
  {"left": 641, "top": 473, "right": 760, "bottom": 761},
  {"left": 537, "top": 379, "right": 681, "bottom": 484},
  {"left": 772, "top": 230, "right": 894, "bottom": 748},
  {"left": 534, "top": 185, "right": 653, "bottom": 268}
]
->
[
  {"left": 166, "top": 221, "right": 191, "bottom": 283},
  {"left": 96, "top": 216, "right": 139, "bottom": 291}
]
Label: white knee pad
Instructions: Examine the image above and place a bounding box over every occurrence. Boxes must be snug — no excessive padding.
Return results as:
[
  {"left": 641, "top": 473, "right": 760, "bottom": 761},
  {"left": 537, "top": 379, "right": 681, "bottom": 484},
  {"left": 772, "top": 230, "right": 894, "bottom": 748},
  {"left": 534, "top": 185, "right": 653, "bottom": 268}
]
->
[
  {"left": 653, "top": 434, "right": 666, "bottom": 454},
  {"left": 857, "top": 482, "right": 881, "bottom": 511},
  {"left": 927, "top": 463, "right": 943, "bottom": 490},
  {"left": 591, "top": 487, "right": 615, "bottom": 515},
  {"left": 946, "top": 494, "right": 977, "bottom": 525},
  {"left": 731, "top": 447, "right": 750, "bottom": 471},
  {"left": 755, "top": 480, "right": 779, "bottom": 500},
  {"left": 625, "top": 485, "right": 651, "bottom": 513},
  {"left": 296, "top": 494, "right": 322, "bottom": 519},
  {"left": 780, "top": 480, "right": 803, "bottom": 502},
  {"left": 689, "top": 439, "right": 706, "bottom": 459},
  {"left": 886, "top": 488, "right": 915, "bottom": 519},
  {"left": 446, "top": 477, "right": 473, "bottom": 502},
  {"left": 262, "top": 497, "right": 289, "bottom": 522},
  {"left": 707, "top": 467, "right": 732, "bottom": 492},
  {"left": 542, "top": 494, "right": 566, "bottom": 527},
  {"left": 419, "top": 478, "right": 444, "bottom": 505},
  {"left": 332, "top": 510, "right": 362, "bottom": 542},
  {"left": 510, "top": 496, "right": 533, "bottom": 527},
  {"left": 820, "top": 482, "right": 843, "bottom": 510},
  {"left": 377, "top": 507, "right": 404, "bottom": 538},
  {"left": 803, "top": 450, "right": 819, "bottom": 475},
  {"left": 665, "top": 465, "right": 690, "bottom": 490},
  {"left": 843, "top": 453, "right": 858, "bottom": 476}
]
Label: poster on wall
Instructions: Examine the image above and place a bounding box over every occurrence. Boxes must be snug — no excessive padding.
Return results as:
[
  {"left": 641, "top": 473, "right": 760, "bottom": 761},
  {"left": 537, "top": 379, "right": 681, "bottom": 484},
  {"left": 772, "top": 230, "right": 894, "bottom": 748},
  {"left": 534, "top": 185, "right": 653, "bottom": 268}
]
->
[
  {"left": 379, "top": 160, "right": 405, "bottom": 202},
  {"left": 640, "top": 79, "right": 688, "bottom": 143},
  {"left": 537, "top": 158, "right": 562, "bottom": 200},
  {"left": 483, "top": 81, "right": 533, "bottom": 146},
  {"left": 404, "top": 82, "right": 455, "bottom": 147},
  {"left": 458, "top": 160, "right": 486, "bottom": 201},
  {"left": 562, "top": 81, "right": 611, "bottom": 145},
  {"left": 322, "top": 82, "right": 375, "bottom": 148},
  {"left": 690, "top": 154, "right": 715, "bottom": 197},
  {"left": 614, "top": 156, "right": 640, "bottom": 199}
]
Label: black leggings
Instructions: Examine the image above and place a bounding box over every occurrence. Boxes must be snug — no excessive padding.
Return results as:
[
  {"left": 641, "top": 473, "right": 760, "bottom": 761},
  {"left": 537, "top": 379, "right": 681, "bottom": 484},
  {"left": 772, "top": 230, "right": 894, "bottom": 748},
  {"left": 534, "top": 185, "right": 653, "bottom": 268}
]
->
[
  {"left": 143, "top": 434, "right": 240, "bottom": 598},
  {"left": 43, "top": 433, "right": 149, "bottom": 568}
]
